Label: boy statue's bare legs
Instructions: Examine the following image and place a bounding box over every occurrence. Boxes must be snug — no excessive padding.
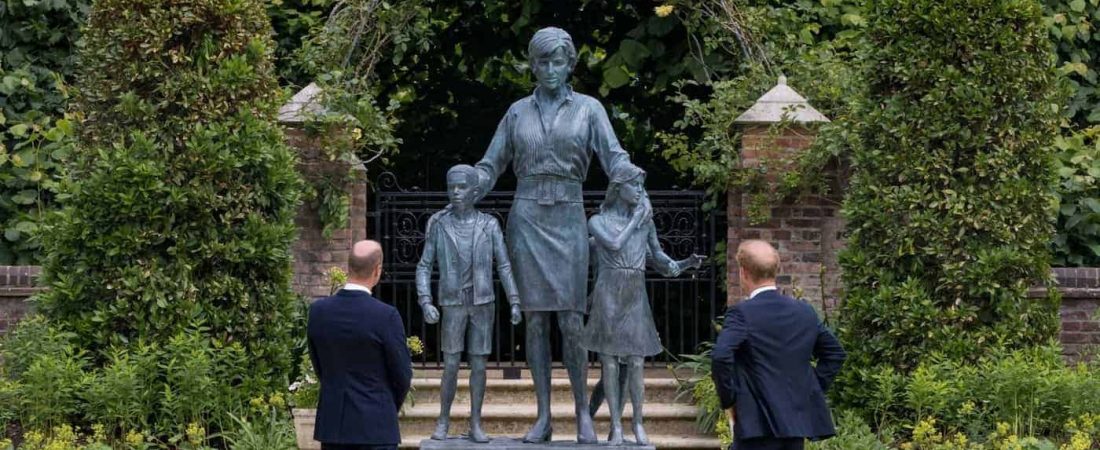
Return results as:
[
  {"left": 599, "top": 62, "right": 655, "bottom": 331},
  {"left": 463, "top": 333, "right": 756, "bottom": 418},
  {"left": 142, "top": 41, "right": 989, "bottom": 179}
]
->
[
  {"left": 432, "top": 352, "right": 462, "bottom": 440},
  {"left": 468, "top": 354, "right": 489, "bottom": 443}
]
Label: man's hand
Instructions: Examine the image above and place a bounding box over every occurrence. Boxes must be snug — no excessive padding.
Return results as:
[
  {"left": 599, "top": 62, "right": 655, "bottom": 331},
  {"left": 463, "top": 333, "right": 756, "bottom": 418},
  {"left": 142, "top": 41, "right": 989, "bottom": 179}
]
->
[
  {"left": 726, "top": 408, "right": 736, "bottom": 429},
  {"left": 510, "top": 302, "right": 522, "bottom": 325},
  {"left": 419, "top": 297, "right": 440, "bottom": 324}
]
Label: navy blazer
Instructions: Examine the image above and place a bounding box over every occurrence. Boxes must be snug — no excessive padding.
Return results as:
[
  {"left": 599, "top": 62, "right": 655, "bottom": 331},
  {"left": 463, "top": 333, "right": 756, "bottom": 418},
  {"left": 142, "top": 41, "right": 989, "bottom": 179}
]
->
[
  {"left": 711, "top": 290, "right": 846, "bottom": 441},
  {"left": 307, "top": 289, "right": 413, "bottom": 445}
]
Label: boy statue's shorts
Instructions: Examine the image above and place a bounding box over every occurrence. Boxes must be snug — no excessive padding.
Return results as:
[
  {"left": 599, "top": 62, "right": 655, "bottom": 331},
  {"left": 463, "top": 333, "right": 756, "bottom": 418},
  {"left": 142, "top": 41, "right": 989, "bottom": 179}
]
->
[{"left": 440, "top": 303, "right": 495, "bottom": 356}]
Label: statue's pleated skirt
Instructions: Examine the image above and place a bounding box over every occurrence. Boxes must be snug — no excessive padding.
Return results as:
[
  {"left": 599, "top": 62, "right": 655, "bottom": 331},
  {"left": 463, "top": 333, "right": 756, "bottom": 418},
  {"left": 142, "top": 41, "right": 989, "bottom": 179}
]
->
[{"left": 506, "top": 198, "right": 588, "bottom": 313}]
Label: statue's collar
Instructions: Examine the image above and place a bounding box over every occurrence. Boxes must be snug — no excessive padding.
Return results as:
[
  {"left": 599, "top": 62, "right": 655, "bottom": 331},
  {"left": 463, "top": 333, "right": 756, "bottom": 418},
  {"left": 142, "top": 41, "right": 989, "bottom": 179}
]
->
[{"left": 532, "top": 85, "right": 575, "bottom": 104}]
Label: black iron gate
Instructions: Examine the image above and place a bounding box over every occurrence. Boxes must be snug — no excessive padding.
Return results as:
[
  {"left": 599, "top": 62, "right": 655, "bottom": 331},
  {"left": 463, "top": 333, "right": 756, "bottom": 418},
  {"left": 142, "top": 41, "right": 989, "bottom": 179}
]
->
[{"left": 370, "top": 172, "right": 721, "bottom": 369}]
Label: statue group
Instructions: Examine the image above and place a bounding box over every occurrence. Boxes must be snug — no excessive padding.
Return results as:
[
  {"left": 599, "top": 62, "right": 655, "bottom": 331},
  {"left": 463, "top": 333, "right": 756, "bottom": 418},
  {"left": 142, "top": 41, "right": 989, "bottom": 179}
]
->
[{"left": 415, "top": 27, "right": 704, "bottom": 447}]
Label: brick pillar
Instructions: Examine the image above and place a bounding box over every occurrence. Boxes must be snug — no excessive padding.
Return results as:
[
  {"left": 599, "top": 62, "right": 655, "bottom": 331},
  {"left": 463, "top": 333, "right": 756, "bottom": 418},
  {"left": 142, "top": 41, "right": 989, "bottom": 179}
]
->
[
  {"left": 728, "top": 77, "right": 842, "bottom": 313},
  {"left": 279, "top": 83, "right": 370, "bottom": 300},
  {"left": 283, "top": 127, "right": 368, "bottom": 300},
  {"left": 0, "top": 265, "right": 41, "bottom": 335}
]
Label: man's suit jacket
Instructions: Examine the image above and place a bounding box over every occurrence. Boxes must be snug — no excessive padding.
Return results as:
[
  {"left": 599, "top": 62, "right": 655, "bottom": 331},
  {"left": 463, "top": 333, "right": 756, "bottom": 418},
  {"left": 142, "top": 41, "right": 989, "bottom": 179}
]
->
[
  {"left": 307, "top": 289, "right": 413, "bottom": 445},
  {"left": 711, "top": 289, "right": 846, "bottom": 441}
]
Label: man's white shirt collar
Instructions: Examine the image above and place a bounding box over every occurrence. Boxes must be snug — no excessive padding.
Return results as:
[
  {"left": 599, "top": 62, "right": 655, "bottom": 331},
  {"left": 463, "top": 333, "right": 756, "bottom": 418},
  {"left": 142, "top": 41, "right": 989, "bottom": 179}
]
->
[
  {"left": 749, "top": 285, "right": 777, "bottom": 299},
  {"left": 343, "top": 283, "right": 372, "bottom": 295}
]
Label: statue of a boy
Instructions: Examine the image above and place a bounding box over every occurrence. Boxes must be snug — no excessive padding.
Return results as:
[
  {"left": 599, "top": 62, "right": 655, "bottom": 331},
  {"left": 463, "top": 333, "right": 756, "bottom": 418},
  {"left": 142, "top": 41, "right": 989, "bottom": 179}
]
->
[{"left": 415, "top": 164, "right": 522, "bottom": 443}]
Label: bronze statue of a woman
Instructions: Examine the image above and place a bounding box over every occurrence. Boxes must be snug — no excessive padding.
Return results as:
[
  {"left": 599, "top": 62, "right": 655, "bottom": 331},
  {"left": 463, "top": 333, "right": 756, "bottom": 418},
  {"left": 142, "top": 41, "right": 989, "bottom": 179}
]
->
[{"left": 470, "top": 27, "right": 639, "bottom": 443}]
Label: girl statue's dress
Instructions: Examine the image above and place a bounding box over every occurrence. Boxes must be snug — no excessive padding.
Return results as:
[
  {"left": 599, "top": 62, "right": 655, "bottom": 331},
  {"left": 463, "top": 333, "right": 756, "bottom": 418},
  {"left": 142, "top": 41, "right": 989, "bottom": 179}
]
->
[
  {"left": 580, "top": 214, "right": 670, "bottom": 357},
  {"left": 580, "top": 164, "right": 703, "bottom": 445}
]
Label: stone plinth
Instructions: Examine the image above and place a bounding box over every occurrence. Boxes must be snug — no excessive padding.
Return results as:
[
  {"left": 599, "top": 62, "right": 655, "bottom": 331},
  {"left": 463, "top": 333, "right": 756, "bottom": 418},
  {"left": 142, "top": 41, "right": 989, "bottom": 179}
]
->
[{"left": 419, "top": 438, "right": 655, "bottom": 450}]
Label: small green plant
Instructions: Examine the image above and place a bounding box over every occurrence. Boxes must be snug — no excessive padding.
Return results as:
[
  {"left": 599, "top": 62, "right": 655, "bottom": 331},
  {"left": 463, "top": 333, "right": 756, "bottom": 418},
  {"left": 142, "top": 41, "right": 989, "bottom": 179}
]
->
[{"left": 221, "top": 408, "right": 297, "bottom": 450}]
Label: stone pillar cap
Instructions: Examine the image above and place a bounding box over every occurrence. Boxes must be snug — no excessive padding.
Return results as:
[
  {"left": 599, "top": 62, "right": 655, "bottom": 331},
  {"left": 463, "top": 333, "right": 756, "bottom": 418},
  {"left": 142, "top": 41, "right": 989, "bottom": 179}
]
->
[
  {"left": 278, "top": 82, "right": 355, "bottom": 124},
  {"left": 734, "top": 75, "right": 830, "bottom": 125}
]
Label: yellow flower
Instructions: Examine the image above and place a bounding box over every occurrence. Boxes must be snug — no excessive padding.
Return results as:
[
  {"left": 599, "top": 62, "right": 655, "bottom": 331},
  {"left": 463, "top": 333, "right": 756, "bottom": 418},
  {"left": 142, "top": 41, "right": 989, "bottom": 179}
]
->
[
  {"left": 250, "top": 396, "right": 266, "bottom": 409},
  {"left": 270, "top": 392, "right": 287, "bottom": 409},
  {"left": 407, "top": 336, "right": 425, "bottom": 355},
  {"left": 352, "top": 128, "right": 363, "bottom": 141},
  {"left": 327, "top": 266, "right": 348, "bottom": 286},
  {"left": 186, "top": 422, "right": 205, "bottom": 445},
  {"left": 91, "top": 424, "right": 108, "bottom": 444},
  {"left": 126, "top": 430, "right": 145, "bottom": 446},
  {"left": 0, "top": 438, "right": 12, "bottom": 450},
  {"left": 1060, "top": 431, "right": 1091, "bottom": 450},
  {"left": 959, "top": 400, "right": 975, "bottom": 415},
  {"left": 654, "top": 4, "right": 674, "bottom": 17},
  {"left": 24, "top": 430, "right": 45, "bottom": 448}
]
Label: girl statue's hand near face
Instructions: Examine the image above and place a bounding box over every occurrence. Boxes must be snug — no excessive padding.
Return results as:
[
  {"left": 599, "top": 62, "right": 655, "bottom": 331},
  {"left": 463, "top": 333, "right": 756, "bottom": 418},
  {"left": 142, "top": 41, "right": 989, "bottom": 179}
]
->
[{"left": 630, "top": 201, "right": 652, "bottom": 229}]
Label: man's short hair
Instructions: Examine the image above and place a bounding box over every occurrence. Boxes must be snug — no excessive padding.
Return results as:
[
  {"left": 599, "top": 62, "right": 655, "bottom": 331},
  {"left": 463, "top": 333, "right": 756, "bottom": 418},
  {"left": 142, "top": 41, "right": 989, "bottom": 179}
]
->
[
  {"left": 736, "top": 239, "right": 780, "bottom": 281},
  {"left": 446, "top": 164, "right": 479, "bottom": 187},
  {"left": 348, "top": 240, "right": 383, "bottom": 279}
]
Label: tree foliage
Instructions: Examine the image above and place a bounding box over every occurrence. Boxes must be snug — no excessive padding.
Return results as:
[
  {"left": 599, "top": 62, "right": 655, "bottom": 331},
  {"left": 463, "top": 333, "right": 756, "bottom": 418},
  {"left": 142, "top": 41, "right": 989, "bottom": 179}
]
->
[
  {"left": 310, "top": 0, "right": 742, "bottom": 190},
  {"left": 835, "top": 0, "right": 1064, "bottom": 414},
  {"left": 0, "top": 0, "right": 87, "bottom": 264},
  {"left": 31, "top": 0, "right": 303, "bottom": 434},
  {"left": 1044, "top": 0, "right": 1100, "bottom": 126}
]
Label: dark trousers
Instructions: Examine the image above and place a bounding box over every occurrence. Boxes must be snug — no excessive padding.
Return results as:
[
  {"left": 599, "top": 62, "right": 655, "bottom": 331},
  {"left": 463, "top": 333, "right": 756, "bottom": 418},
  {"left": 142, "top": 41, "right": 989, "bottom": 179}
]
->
[
  {"left": 321, "top": 444, "right": 397, "bottom": 450},
  {"left": 732, "top": 437, "right": 805, "bottom": 450}
]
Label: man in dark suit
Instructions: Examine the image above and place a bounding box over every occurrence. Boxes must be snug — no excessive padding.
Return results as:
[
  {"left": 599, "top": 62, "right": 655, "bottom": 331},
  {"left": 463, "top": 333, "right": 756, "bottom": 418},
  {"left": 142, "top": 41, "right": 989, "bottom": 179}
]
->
[
  {"left": 711, "top": 240, "right": 846, "bottom": 450},
  {"left": 308, "top": 240, "right": 413, "bottom": 450}
]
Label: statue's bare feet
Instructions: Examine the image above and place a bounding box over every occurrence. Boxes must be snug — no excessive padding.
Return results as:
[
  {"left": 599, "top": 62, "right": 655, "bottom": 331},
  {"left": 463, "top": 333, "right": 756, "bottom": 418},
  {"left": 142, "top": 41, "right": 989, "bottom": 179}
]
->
[
  {"left": 469, "top": 421, "right": 490, "bottom": 443},
  {"left": 430, "top": 420, "right": 448, "bottom": 440},
  {"left": 633, "top": 422, "right": 649, "bottom": 445},
  {"left": 577, "top": 409, "right": 597, "bottom": 444},
  {"left": 522, "top": 417, "right": 552, "bottom": 443},
  {"left": 607, "top": 424, "right": 624, "bottom": 445}
]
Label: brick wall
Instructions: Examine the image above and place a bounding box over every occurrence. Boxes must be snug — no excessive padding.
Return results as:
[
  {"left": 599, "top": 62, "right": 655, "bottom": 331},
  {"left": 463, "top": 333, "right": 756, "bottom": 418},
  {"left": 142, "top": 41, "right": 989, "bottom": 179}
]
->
[
  {"left": 0, "top": 266, "right": 40, "bottom": 335},
  {"left": 1044, "top": 268, "right": 1100, "bottom": 360},
  {"left": 727, "top": 125, "right": 847, "bottom": 315},
  {"left": 284, "top": 127, "right": 368, "bottom": 300}
]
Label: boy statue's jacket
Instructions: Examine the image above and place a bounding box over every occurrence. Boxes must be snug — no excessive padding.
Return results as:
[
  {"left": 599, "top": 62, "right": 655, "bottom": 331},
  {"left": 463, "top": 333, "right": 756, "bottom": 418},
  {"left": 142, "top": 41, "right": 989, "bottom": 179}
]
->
[{"left": 415, "top": 211, "right": 519, "bottom": 306}]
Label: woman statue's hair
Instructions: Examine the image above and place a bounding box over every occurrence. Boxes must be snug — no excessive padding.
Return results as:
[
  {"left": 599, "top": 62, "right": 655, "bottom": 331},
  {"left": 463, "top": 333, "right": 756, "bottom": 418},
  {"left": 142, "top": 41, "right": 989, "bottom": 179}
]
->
[{"left": 528, "top": 27, "right": 577, "bottom": 66}]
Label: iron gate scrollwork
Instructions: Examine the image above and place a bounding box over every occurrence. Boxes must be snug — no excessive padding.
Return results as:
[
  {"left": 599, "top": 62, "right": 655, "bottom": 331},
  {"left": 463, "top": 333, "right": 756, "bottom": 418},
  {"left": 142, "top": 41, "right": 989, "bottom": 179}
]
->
[{"left": 369, "top": 172, "right": 720, "bottom": 369}]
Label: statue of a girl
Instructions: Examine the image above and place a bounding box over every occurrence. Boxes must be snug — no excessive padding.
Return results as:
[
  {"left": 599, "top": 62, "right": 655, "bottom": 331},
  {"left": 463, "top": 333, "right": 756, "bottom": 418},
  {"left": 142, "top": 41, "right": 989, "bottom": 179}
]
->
[{"left": 581, "top": 165, "right": 704, "bottom": 445}]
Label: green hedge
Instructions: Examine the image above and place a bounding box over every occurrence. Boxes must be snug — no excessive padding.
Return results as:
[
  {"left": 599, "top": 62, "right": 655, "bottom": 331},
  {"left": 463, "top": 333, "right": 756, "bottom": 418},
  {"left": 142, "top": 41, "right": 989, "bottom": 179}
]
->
[
  {"left": 27, "top": 0, "right": 303, "bottom": 437},
  {"left": 836, "top": 0, "right": 1064, "bottom": 413}
]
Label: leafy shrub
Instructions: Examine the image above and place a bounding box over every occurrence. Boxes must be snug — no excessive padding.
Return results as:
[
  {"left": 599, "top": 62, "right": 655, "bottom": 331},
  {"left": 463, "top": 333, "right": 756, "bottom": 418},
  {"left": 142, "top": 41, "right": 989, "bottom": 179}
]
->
[
  {"left": 860, "top": 345, "right": 1100, "bottom": 440},
  {"left": 805, "top": 410, "right": 889, "bottom": 450},
  {"left": 1044, "top": 0, "right": 1100, "bottom": 127},
  {"left": 81, "top": 346, "right": 157, "bottom": 436},
  {"left": 17, "top": 345, "right": 86, "bottom": 431},
  {"left": 836, "top": 0, "right": 1064, "bottom": 412},
  {"left": 0, "top": 0, "right": 87, "bottom": 264},
  {"left": 1052, "top": 126, "right": 1100, "bottom": 266},
  {"left": 27, "top": 0, "right": 303, "bottom": 438}
]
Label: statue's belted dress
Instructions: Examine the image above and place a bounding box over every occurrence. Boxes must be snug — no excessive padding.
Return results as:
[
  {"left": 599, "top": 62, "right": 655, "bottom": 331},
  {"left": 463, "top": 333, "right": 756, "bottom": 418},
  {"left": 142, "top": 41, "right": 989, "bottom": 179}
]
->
[
  {"left": 475, "top": 88, "right": 633, "bottom": 313},
  {"left": 581, "top": 217, "right": 674, "bottom": 357}
]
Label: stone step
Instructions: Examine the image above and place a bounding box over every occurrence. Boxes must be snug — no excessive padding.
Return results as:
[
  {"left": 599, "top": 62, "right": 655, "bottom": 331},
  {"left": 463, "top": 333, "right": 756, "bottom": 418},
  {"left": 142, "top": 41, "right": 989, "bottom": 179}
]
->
[
  {"left": 409, "top": 378, "right": 687, "bottom": 405},
  {"left": 293, "top": 409, "right": 721, "bottom": 450},
  {"left": 399, "top": 435, "right": 723, "bottom": 449},
  {"left": 412, "top": 367, "right": 691, "bottom": 380},
  {"left": 399, "top": 403, "right": 703, "bottom": 437}
]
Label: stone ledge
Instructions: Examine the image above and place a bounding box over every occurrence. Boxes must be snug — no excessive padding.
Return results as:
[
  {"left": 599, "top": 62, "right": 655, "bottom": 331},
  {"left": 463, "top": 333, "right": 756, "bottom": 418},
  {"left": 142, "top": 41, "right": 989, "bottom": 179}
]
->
[
  {"left": 419, "top": 438, "right": 655, "bottom": 450},
  {"left": 0, "top": 265, "right": 41, "bottom": 288}
]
